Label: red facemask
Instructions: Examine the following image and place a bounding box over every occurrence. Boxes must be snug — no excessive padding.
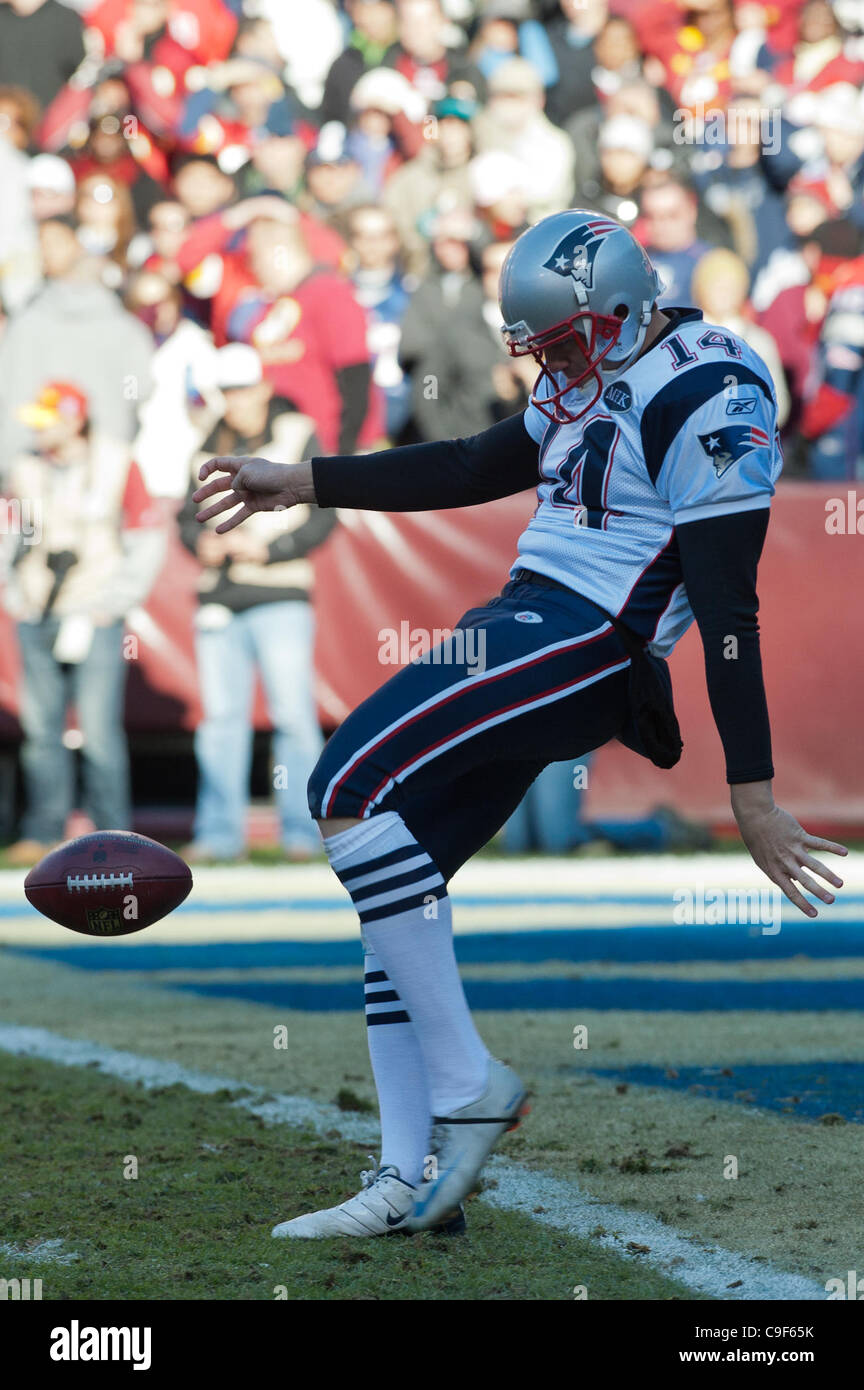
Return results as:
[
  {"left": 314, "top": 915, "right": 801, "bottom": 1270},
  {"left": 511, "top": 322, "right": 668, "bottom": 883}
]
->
[{"left": 503, "top": 310, "right": 624, "bottom": 424}]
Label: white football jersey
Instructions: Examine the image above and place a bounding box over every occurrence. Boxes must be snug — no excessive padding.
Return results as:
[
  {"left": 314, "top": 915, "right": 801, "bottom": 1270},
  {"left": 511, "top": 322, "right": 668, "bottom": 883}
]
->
[{"left": 514, "top": 308, "right": 783, "bottom": 657}]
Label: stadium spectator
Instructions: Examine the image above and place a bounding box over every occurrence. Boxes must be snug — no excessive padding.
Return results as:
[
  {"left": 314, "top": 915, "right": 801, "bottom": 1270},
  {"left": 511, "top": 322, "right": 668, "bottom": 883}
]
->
[
  {"left": 0, "top": 218, "right": 152, "bottom": 469},
  {"left": 383, "top": 0, "right": 484, "bottom": 106},
  {"left": 812, "top": 86, "right": 864, "bottom": 228},
  {"left": 632, "top": 0, "right": 739, "bottom": 115},
  {"left": 301, "top": 123, "right": 372, "bottom": 226},
  {"left": 691, "top": 247, "right": 791, "bottom": 426},
  {"left": 690, "top": 96, "right": 789, "bottom": 274},
  {"left": 321, "top": 0, "right": 399, "bottom": 128},
  {"left": 85, "top": 0, "right": 237, "bottom": 74},
  {"left": 636, "top": 176, "right": 715, "bottom": 305},
  {"left": 750, "top": 176, "right": 832, "bottom": 319},
  {"left": 473, "top": 57, "right": 575, "bottom": 219},
  {"left": 177, "top": 343, "right": 336, "bottom": 862},
  {"left": 66, "top": 109, "right": 167, "bottom": 228},
  {"left": 566, "top": 79, "right": 685, "bottom": 193},
  {"left": 173, "top": 57, "right": 294, "bottom": 162},
  {"left": 128, "top": 198, "right": 189, "bottom": 278},
  {"left": 753, "top": 217, "right": 830, "bottom": 449},
  {"left": 125, "top": 267, "right": 221, "bottom": 499},
  {"left": 381, "top": 94, "right": 475, "bottom": 276},
  {"left": 0, "top": 0, "right": 84, "bottom": 111},
  {"left": 74, "top": 173, "right": 136, "bottom": 284},
  {"left": 173, "top": 193, "right": 346, "bottom": 346},
  {"left": 237, "top": 108, "right": 309, "bottom": 202},
  {"left": 172, "top": 153, "right": 237, "bottom": 225},
  {"left": 26, "top": 153, "right": 76, "bottom": 224},
  {"left": 255, "top": 0, "right": 344, "bottom": 111},
  {"left": 502, "top": 758, "right": 712, "bottom": 853},
  {"left": 231, "top": 12, "right": 286, "bottom": 73},
  {"left": 1, "top": 380, "right": 165, "bottom": 865},
  {"left": 771, "top": 0, "right": 864, "bottom": 113},
  {"left": 586, "top": 15, "right": 645, "bottom": 102},
  {"left": 544, "top": 0, "right": 609, "bottom": 129},
  {"left": 799, "top": 219, "right": 864, "bottom": 477},
  {"left": 468, "top": 0, "right": 558, "bottom": 88},
  {"left": 0, "top": 89, "right": 40, "bottom": 312},
  {"left": 0, "top": 83, "right": 41, "bottom": 152},
  {"left": 221, "top": 209, "right": 378, "bottom": 452},
  {"left": 469, "top": 149, "right": 531, "bottom": 243},
  {"left": 574, "top": 114, "right": 654, "bottom": 228},
  {"left": 344, "top": 68, "right": 425, "bottom": 195},
  {"left": 399, "top": 210, "right": 524, "bottom": 440},
  {"left": 346, "top": 203, "right": 414, "bottom": 441}
]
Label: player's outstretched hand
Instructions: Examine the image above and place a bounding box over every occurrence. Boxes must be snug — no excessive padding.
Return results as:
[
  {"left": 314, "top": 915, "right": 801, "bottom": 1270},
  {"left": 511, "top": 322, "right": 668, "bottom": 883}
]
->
[
  {"left": 193, "top": 456, "right": 315, "bottom": 533},
  {"left": 732, "top": 784, "right": 847, "bottom": 918}
]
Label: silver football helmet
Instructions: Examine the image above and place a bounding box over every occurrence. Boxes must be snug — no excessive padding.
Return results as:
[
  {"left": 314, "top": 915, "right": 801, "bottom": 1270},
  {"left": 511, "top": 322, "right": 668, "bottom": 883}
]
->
[{"left": 499, "top": 210, "right": 663, "bottom": 423}]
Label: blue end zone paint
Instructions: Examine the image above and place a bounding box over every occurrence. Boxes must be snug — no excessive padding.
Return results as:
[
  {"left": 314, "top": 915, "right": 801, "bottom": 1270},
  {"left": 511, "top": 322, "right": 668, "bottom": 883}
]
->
[
  {"left": 164, "top": 976, "right": 864, "bottom": 1011},
  {"left": 589, "top": 1062, "right": 864, "bottom": 1124},
  {"left": 7, "top": 922, "right": 864, "bottom": 971},
  {"left": 5, "top": 895, "right": 864, "bottom": 920}
]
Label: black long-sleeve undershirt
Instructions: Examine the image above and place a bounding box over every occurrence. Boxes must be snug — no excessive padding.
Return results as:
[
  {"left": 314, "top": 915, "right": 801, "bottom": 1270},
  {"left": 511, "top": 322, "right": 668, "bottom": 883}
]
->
[
  {"left": 677, "top": 507, "right": 773, "bottom": 784},
  {"left": 312, "top": 417, "right": 774, "bottom": 783},
  {"left": 311, "top": 411, "right": 540, "bottom": 510}
]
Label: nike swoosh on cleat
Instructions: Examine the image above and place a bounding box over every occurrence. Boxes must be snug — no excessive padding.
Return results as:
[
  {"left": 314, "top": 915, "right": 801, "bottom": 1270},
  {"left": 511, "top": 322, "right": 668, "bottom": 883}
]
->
[
  {"left": 411, "top": 1162, "right": 461, "bottom": 1214},
  {"left": 385, "top": 1210, "right": 408, "bottom": 1227}
]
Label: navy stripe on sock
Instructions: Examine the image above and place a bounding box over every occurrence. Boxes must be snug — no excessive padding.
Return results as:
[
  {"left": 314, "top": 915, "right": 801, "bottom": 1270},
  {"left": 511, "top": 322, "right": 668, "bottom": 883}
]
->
[
  {"left": 365, "top": 1010, "right": 411, "bottom": 1026},
  {"left": 364, "top": 970, "right": 389, "bottom": 984},
  {"left": 364, "top": 988, "right": 401, "bottom": 1005},
  {"left": 359, "top": 882, "right": 447, "bottom": 925},
  {"left": 335, "top": 843, "right": 422, "bottom": 886},
  {"left": 349, "top": 861, "right": 443, "bottom": 905}
]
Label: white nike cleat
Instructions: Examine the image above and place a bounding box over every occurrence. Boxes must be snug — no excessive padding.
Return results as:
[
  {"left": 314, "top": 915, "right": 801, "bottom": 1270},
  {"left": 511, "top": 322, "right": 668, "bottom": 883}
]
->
[
  {"left": 408, "top": 1058, "right": 528, "bottom": 1231},
  {"left": 272, "top": 1162, "right": 417, "bottom": 1238}
]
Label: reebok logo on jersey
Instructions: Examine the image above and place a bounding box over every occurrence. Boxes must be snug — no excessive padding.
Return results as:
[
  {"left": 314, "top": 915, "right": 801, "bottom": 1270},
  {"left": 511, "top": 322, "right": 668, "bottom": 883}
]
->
[
  {"left": 514, "top": 611, "right": 543, "bottom": 623},
  {"left": 725, "top": 394, "right": 757, "bottom": 415},
  {"left": 699, "top": 425, "right": 769, "bottom": 477}
]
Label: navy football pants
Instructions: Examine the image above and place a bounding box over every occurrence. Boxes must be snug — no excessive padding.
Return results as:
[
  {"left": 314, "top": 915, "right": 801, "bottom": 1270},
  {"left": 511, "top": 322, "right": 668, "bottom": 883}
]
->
[{"left": 307, "top": 576, "right": 633, "bottom": 881}]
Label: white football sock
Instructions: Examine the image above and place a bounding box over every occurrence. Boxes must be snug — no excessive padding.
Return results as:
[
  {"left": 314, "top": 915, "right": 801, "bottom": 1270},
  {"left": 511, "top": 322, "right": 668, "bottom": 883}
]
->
[
  {"left": 325, "top": 812, "right": 490, "bottom": 1114},
  {"left": 364, "top": 949, "right": 430, "bottom": 1186}
]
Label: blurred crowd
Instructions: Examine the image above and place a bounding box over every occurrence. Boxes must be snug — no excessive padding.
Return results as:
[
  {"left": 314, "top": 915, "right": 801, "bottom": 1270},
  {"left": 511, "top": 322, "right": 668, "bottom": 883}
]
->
[{"left": 0, "top": 0, "right": 862, "bottom": 861}]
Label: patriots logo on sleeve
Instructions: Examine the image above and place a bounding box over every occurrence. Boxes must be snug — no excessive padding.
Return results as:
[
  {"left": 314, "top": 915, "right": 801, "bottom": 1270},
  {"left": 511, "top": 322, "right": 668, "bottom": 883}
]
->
[
  {"left": 542, "top": 219, "right": 619, "bottom": 288},
  {"left": 698, "top": 424, "right": 770, "bottom": 477}
]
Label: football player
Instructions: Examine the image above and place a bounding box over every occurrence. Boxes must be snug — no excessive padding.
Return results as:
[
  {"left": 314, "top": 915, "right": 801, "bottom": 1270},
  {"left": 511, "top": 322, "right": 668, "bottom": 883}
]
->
[{"left": 194, "top": 210, "right": 848, "bottom": 1238}]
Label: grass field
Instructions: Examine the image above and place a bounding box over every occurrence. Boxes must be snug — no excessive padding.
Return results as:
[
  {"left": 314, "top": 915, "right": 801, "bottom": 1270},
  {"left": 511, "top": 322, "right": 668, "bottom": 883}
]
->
[
  {"left": 0, "top": 1051, "right": 705, "bottom": 1301},
  {"left": 1, "top": 851, "right": 862, "bottom": 1302}
]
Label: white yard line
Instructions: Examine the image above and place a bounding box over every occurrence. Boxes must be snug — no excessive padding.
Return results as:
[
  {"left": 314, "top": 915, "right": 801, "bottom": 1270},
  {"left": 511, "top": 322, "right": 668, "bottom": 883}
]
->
[
  {"left": 0, "top": 1239, "right": 80, "bottom": 1265},
  {"left": 481, "top": 1160, "right": 823, "bottom": 1300},
  {"left": 0, "top": 1024, "right": 827, "bottom": 1301}
]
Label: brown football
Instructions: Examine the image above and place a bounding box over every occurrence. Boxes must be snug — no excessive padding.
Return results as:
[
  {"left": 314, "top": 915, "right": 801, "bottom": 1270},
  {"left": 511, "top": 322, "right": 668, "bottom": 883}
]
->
[{"left": 24, "top": 831, "right": 192, "bottom": 937}]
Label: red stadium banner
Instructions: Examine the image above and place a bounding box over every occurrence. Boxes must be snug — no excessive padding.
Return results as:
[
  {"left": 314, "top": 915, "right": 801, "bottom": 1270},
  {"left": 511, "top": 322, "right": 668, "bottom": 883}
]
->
[{"left": 0, "top": 483, "right": 861, "bottom": 828}]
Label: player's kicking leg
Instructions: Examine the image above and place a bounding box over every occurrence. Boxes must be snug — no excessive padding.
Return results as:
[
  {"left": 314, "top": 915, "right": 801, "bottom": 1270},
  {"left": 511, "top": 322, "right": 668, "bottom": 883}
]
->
[
  {"left": 273, "top": 578, "right": 631, "bottom": 1236},
  {"left": 274, "top": 939, "right": 466, "bottom": 1238}
]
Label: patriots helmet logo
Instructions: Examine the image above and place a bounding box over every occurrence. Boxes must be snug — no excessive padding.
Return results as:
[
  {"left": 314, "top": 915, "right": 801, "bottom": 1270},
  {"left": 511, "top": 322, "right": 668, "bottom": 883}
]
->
[
  {"left": 542, "top": 219, "right": 619, "bottom": 289},
  {"left": 698, "top": 424, "right": 770, "bottom": 477}
]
